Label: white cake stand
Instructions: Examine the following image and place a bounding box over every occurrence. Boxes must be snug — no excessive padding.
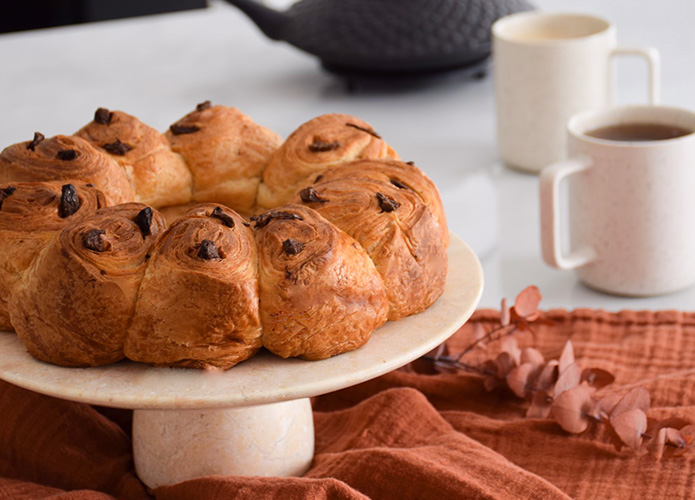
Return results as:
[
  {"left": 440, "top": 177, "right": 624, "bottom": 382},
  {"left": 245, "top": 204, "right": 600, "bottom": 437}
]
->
[{"left": 0, "top": 235, "right": 482, "bottom": 488}]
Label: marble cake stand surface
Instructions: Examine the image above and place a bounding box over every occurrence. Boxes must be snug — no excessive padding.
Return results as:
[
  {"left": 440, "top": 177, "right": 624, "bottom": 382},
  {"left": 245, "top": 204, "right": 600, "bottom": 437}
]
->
[{"left": 0, "top": 234, "right": 483, "bottom": 488}]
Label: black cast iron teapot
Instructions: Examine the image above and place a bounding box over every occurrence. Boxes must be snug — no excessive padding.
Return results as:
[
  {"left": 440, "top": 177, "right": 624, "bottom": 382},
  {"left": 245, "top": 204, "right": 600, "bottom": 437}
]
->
[{"left": 223, "top": 0, "right": 534, "bottom": 75}]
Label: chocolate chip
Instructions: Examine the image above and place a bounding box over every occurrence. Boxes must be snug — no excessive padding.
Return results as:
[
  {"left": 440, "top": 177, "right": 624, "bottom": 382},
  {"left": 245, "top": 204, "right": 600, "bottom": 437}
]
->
[
  {"left": 345, "top": 123, "right": 381, "bottom": 139},
  {"left": 169, "top": 123, "right": 200, "bottom": 135},
  {"left": 102, "top": 139, "right": 133, "bottom": 156},
  {"left": 83, "top": 229, "right": 107, "bottom": 252},
  {"left": 58, "top": 184, "right": 81, "bottom": 218},
  {"left": 242, "top": 222, "right": 250, "bottom": 227},
  {"left": 314, "top": 175, "right": 323, "bottom": 183},
  {"left": 210, "top": 206, "right": 235, "bottom": 228},
  {"left": 406, "top": 161, "right": 415, "bottom": 165},
  {"left": 299, "top": 186, "right": 329, "bottom": 204},
  {"left": 390, "top": 178, "right": 409, "bottom": 190},
  {"left": 85, "top": 183, "right": 94, "bottom": 188},
  {"left": 376, "top": 192, "right": 400, "bottom": 213},
  {"left": 198, "top": 239, "right": 220, "bottom": 260},
  {"left": 94, "top": 108, "right": 113, "bottom": 125},
  {"left": 196, "top": 100, "right": 212, "bottom": 112},
  {"left": 282, "top": 238, "right": 305, "bottom": 256},
  {"left": 26, "top": 132, "right": 45, "bottom": 151},
  {"left": 308, "top": 140, "right": 340, "bottom": 153},
  {"left": 134, "top": 207, "right": 153, "bottom": 239},
  {"left": 0, "top": 186, "right": 17, "bottom": 210},
  {"left": 250, "top": 211, "right": 303, "bottom": 229},
  {"left": 56, "top": 149, "right": 79, "bottom": 161}
]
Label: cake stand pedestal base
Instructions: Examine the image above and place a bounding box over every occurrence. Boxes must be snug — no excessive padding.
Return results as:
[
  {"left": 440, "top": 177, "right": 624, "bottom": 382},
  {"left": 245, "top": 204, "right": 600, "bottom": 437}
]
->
[{"left": 132, "top": 398, "right": 314, "bottom": 488}]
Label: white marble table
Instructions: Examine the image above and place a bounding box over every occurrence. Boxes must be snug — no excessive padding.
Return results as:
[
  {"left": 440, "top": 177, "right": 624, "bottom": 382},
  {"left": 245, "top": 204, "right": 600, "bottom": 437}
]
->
[{"left": 1, "top": 0, "right": 694, "bottom": 311}]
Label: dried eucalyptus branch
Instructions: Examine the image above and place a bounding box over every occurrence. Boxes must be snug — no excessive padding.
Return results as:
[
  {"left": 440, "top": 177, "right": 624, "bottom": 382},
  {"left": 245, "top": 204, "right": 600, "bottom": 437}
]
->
[{"left": 416, "top": 286, "right": 694, "bottom": 459}]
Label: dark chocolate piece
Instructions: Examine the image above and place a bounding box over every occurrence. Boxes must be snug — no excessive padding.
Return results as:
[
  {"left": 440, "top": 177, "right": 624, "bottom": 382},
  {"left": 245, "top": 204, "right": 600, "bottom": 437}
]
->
[
  {"left": 210, "top": 206, "right": 235, "bottom": 228},
  {"left": 102, "top": 139, "right": 133, "bottom": 156},
  {"left": 0, "top": 186, "right": 17, "bottom": 210},
  {"left": 251, "top": 211, "right": 303, "bottom": 229},
  {"left": 58, "top": 184, "right": 81, "bottom": 218},
  {"left": 27, "top": 132, "right": 45, "bottom": 151},
  {"left": 282, "top": 238, "right": 305, "bottom": 256},
  {"left": 83, "top": 229, "right": 107, "bottom": 252},
  {"left": 406, "top": 161, "right": 415, "bottom": 165},
  {"left": 198, "top": 239, "right": 220, "bottom": 260},
  {"left": 308, "top": 140, "right": 340, "bottom": 153},
  {"left": 134, "top": 207, "right": 153, "bottom": 239},
  {"left": 299, "top": 186, "right": 329, "bottom": 204},
  {"left": 390, "top": 178, "right": 409, "bottom": 190},
  {"left": 196, "top": 100, "right": 212, "bottom": 112},
  {"left": 314, "top": 174, "right": 324, "bottom": 183},
  {"left": 56, "top": 149, "right": 79, "bottom": 161},
  {"left": 169, "top": 123, "right": 200, "bottom": 135},
  {"left": 376, "top": 192, "right": 400, "bottom": 213},
  {"left": 345, "top": 123, "right": 381, "bottom": 139},
  {"left": 94, "top": 108, "right": 113, "bottom": 125}
]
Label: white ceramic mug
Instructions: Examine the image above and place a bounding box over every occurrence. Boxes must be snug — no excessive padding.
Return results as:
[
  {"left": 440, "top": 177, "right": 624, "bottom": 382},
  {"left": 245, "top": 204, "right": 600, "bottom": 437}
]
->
[
  {"left": 493, "top": 12, "right": 661, "bottom": 173},
  {"left": 540, "top": 105, "right": 695, "bottom": 296}
]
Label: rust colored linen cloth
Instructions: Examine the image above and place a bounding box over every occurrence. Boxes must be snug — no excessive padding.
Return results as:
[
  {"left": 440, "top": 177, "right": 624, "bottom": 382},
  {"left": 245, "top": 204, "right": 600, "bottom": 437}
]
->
[{"left": 1, "top": 309, "right": 694, "bottom": 499}]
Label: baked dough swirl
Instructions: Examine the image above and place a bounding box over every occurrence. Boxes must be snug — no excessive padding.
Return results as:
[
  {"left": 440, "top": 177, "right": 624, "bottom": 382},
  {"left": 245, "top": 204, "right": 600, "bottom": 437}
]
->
[
  {"left": 0, "top": 134, "right": 135, "bottom": 204},
  {"left": 254, "top": 204, "right": 389, "bottom": 360},
  {"left": 10, "top": 203, "right": 165, "bottom": 367},
  {"left": 0, "top": 181, "right": 108, "bottom": 331},
  {"left": 165, "top": 103, "right": 282, "bottom": 216},
  {"left": 125, "top": 204, "right": 261, "bottom": 369},
  {"left": 290, "top": 175, "right": 448, "bottom": 321},
  {"left": 257, "top": 113, "right": 399, "bottom": 210},
  {"left": 303, "top": 159, "right": 449, "bottom": 247},
  {"left": 75, "top": 108, "right": 193, "bottom": 208}
]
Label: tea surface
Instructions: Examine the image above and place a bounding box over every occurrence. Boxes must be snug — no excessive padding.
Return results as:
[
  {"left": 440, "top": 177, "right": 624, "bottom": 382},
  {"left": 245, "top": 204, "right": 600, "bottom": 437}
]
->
[{"left": 585, "top": 123, "right": 692, "bottom": 142}]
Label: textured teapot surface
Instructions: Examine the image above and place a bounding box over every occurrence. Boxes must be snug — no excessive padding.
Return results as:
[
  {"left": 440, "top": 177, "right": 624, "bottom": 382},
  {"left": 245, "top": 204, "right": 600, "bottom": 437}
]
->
[{"left": 226, "top": 0, "right": 534, "bottom": 73}]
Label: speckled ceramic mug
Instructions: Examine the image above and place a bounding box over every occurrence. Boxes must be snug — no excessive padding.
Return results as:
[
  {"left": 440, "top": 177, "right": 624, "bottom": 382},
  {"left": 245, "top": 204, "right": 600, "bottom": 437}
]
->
[
  {"left": 493, "top": 12, "right": 660, "bottom": 173},
  {"left": 540, "top": 105, "right": 695, "bottom": 296}
]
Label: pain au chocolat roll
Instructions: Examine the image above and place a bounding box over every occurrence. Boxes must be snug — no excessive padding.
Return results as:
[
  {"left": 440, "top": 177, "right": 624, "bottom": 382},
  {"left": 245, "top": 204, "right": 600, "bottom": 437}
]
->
[
  {"left": 256, "top": 113, "right": 399, "bottom": 211},
  {"left": 0, "top": 133, "right": 135, "bottom": 204},
  {"left": 302, "top": 159, "right": 449, "bottom": 247},
  {"left": 253, "top": 205, "right": 388, "bottom": 360},
  {"left": 10, "top": 203, "right": 165, "bottom": 367},
  {"left": 0, "top": 181, "right": 108, "bottom": 331},
  {"left": 289, "top": 174, "right": 447, "bottom": 321},
  {"left": 165, "top": 102, "right": 282, "bottom": 217},
  {"left": 75, "top": 107, "right": 193, "bottom": 208},
  {"left": 125, "top": 204, "right": 261, "bottom": 369}
]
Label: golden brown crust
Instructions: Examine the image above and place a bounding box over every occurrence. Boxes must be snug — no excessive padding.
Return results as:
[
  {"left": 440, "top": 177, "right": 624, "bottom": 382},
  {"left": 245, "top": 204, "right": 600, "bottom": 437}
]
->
[
  {"left": 158, "top": 203, "right": 199, "bottom": 227},
  {"left": 9, "top": 203, "right": 165, "bottom": 367},
  {"left": 75, "top": 108, "right": 193, "bottom": 207},
  {"left": 0, "top": 181, "right": 108, "bottom": 331},
  {"left": 165, "top": 103, "right": 282, "bottom": 216},
  {"left": 289, "top": 176, "right": 447, "bottom": 321},
  {"left": 302, "top": 159, "right": 449, "bottom": 247},
  {"left": 254, "top": 204, "right": 389, "bottom": 360},
  {"left": 125, "top": 204, "right": 261, "bottom": 369},
  {"left": 257, "top": 113, "right": 399, "bottom": 210},
  {"left": 0, "top": 134, "right": 135, "bottom": 204}
]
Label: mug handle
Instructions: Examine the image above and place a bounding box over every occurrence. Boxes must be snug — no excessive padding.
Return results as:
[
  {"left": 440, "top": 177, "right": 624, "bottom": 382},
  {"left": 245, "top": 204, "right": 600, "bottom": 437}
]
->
[
  {"left": 610, "top": 46, "right": 661, "bottom": 104},
  {"left": 539, "top": 156, "right": 597, "bottom": 269}
]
